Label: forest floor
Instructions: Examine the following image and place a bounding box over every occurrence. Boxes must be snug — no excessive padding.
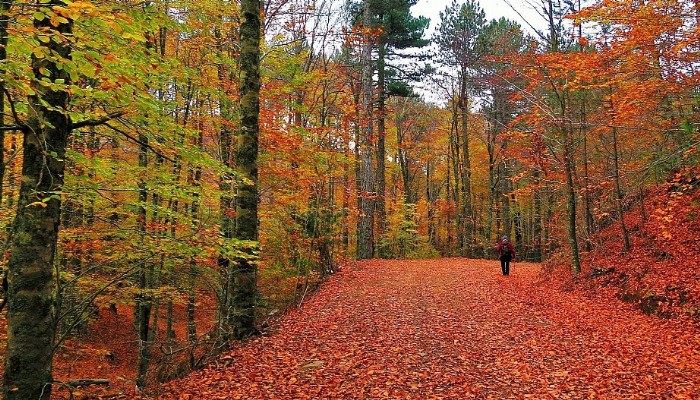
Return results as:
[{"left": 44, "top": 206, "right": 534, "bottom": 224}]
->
[{"left": 152, "top": 259, "right": 700, "bottom": 399}]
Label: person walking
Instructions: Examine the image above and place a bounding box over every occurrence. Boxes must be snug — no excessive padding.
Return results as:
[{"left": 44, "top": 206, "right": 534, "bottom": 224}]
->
[{"left": 497, "top": 235, "right": 515, "bottom": 276}]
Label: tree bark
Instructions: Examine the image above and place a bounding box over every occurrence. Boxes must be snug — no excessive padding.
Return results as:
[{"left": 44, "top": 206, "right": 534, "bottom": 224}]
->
[
  {"left": 611, "top": 125, "right": 631, "bottom": 252},
  {"left": 486, "top": 134, "right": 496, "bottom": 255},
  {"left": 532, "top": 171, "right": 543, "bottom": 262},
  {"left": 4, "top": 2, "right": 71, "bottom": 398},
  {"left": 356, "top": 0, "right": 375, "bottom": 260},
  {"left": 501, "top": 161, "right": 512, "bottom": 239},
  {"left": 459, "top": 69, "right": 473, "bottom": 257},
  {"left": 396, "top": 104, "right": 413, "bottom": 204},
  {"left": 445, "top": 121, "right": 453, "bottom": 254},
  {"left": 231, "top": 0, "right": 261, "bottom": 339},
  {"left": 186, "top": 118, "right": 204, "bottom": 365},
  {"left": 426, "top": 162, "right": 436, "bottom": 248},
  {"left": 135, "top": 110, "right": 151, "bottom": 391},
  {"left": 450, "top": 99, "right": 461, "bottom": 254},
  {"left": 376, "top": 40, "right": 387, "bottom": 253},
  {"left": 214, "top": 22, "right": 236, "bottom": 341},
  {"left": 342, "top": 118, "right": 351, "bottom": 255},
  {"left": 564, "top": 130, "right": 581, "bottom": 274},
  {"left": 581, "top": 101, "right": 595, "bottom": 250},
  {"left": 0, "top": 0, "right": 10, "bottom": 206}
]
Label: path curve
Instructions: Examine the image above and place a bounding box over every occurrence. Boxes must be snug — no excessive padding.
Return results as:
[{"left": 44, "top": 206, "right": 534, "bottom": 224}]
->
[{"left": 163, "top": 259, "right": 700, "bottom": 399}]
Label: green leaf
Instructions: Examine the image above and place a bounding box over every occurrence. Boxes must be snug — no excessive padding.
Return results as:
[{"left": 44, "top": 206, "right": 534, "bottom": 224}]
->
[{"left": 32, "top": 47, "right": 45, "bottom": 58}]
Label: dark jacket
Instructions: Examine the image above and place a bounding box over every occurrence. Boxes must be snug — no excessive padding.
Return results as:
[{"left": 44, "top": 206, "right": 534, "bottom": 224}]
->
[{"left": 497, "top": 240, "right": 514, "bottom": 260}]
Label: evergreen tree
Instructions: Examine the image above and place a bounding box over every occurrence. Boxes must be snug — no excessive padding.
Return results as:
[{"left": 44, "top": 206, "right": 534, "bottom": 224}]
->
[{"left": 348, "top": 0, "right": 429, "bottom": 258}]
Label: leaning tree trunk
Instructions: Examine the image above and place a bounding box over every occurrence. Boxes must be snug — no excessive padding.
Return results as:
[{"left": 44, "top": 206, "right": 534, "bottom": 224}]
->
[
  {"left": 608, "top": 90, "right": 631, "bottom": 252},
  {"left": 611, "top": 124, "right": 631, "bottom": 252},
  {"left": 4, "top": 2, "right": 71, "bottom": 399},
  {"left": 230, "top": 0, "right": 261, "bottom": 339},
  {"left": 564, "top": 128, "right": 581, "bottom": 274}
]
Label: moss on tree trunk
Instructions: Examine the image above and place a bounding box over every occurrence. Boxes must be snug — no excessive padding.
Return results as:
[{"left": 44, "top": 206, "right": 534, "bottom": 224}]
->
[
  {"left": 3, "top": 2, "right": 72, "bottom": 398},
  {"left": 231, "top": 0, "right": 261, "bottom": 339}
]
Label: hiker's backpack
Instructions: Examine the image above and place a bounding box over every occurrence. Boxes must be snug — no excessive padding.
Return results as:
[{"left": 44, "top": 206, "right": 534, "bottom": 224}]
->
[{"left": 500, "top": 241, "right": 511, "bottom": 256}]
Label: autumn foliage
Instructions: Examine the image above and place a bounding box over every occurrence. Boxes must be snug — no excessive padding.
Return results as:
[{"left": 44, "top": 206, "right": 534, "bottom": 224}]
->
[
  {"left": 546, "top": 166, "right": 700, "bottom": 320},
  {"left": 0, "top": 0, "right": 699, "bottom": 398}
]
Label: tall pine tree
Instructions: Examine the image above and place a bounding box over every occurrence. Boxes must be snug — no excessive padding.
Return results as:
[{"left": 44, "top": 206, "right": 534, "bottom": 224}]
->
[{"left": 349, "top": 0, "right": 429, "bottom": 258}]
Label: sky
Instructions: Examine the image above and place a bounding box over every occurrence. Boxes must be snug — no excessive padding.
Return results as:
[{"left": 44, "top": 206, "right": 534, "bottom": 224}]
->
[
  {"left": 408, "top": 0, "right": 547, "bottom": 104},
  {"left": 412, "top": 0, "right": 546, "bottom": 36}
]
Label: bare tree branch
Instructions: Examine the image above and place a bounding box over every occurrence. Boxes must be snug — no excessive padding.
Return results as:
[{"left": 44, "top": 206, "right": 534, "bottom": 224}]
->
[
  {"left": 71, "top": 112, "right": 125, "bottom": 130},
  {"left": 104, "top": 122, "right": 176, "bottom": 163}
]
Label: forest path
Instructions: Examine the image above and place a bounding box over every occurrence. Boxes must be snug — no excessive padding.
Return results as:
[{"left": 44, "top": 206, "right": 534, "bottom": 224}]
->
[{"left": 163, "top": 259, "right": 700, "bottom": 399}]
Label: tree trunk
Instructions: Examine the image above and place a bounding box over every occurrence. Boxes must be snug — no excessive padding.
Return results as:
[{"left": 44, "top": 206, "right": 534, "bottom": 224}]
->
[
  {"left": 376, "top": 40, "right": 387, "bottom": 253},
  {"left": 186, "top": 119, "right": 204, "bottom": 365},
  {"left": 450, "top": 100, "right": 461, "bottom": 254},
  {"left": 564, "top": 132, "right": 581, "bottom": 274},
  {"left": 214, "top": 22, "right": 236, "bottom": 341},
  {"left": 230, "top": 0, "right": 261, "bottom": 339},
  {"left": 501, "top": 161, "right": 512, "bottom": 239},
  {"left": 356, "top": 0, "right": 375, "bottom": 260},
  {"left": 166, "top": 300, "right": 175, "bottom": 340},
  {"left": 135, "top": 121, "right": 152, "bottom": 391},
  {"left": 445, "top": 124, "right": 453, "bottom": 255},
  {"left": 532, "top": 171, "right": 543, "bottom": 262},
  {"left": 459, "top": 71, "right": 473, "bottom": 257},
  {"left": 342, "top": 124, "right": 350, "bottom": 254},
  {"left": 605, "top": 89, "right": 631, "bottom": 252},
  {"left": 186, "top": 284, "right": 197, "bottom": 367},
  {"left": 546, "top": 0, "right": 559, "bottom": 52},
  {"left": 579, "top": 66, "right": 594, "bottom": 250},
  {"left": 426, "top": 162, "right": 436, "bottom": 248},
  {"left": 612, "top": 124, "right": 631, "bottom": 252},
  {"left": 352, "top": 90, "right": 361, "bottom": 256},
  {"left": 6, "top": 135, "right": 15, "bottom": 207},
  {"left": 0, "top": 0, "right": 9, "bottom": 206},
  {"left": 486, "top": 107, "right": 498, "bottom": 256},
  {"left": 396, "top": 106, "right": 413, "bottom": 204},
  {"left": 4, "top": 2, "right": 70, "bottom": 398}
]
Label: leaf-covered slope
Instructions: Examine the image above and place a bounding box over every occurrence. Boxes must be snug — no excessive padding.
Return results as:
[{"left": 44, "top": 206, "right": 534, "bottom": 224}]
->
[
  {"left": 551, "top": 167, "right": 700, "bottom": 319},
  {"left": 154, "top": 259, "right": 700, "bottom": 399}
]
